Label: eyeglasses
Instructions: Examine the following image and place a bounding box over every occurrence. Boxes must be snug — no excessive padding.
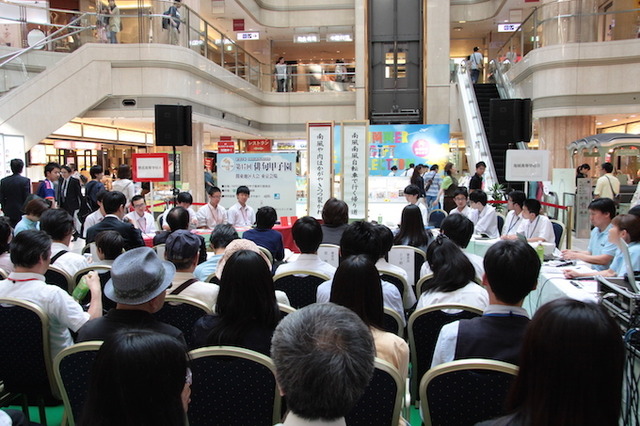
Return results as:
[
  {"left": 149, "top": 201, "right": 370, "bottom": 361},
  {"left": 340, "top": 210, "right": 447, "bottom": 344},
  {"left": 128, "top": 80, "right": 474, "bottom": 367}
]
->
[
  {"left": 185, "top": 368, "right": 192, "bottom": 385},
  {"left": 133, "top": 203, "right": 146, "bottom": 208}
]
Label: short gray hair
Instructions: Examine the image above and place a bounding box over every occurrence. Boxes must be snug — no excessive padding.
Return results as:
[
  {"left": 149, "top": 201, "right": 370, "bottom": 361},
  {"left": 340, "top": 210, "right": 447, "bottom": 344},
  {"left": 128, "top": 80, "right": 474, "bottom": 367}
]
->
[{"left": 271, "top": 303, "right": 375, "bottom": 421}]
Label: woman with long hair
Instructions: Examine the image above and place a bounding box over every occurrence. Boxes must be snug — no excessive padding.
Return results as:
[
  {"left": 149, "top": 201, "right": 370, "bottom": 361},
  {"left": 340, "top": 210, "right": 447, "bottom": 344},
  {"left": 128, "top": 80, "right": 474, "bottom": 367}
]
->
[
  {"left": 330, "top": 255, "right": 409, "bottom": 380},
  {"left": 79, "top": 329, "right": 190, "bottom": 426},
  {"left": 434, "top": 162, "right": 459, "bottom": 212},
  {"left": 410, "top": 164, "right": 426, "bottom": 199},
  {"left": 478, "top": 298, "right": 624, "bottom": 426},
  {"left": 416, "top": 235, "right": 488, "bottom": 310},
  {"left": 192, "top": 249, "right": 281, "bottom": 355},
  {"left": 394, "top": 204, "right": 433, "bottom": 253}
]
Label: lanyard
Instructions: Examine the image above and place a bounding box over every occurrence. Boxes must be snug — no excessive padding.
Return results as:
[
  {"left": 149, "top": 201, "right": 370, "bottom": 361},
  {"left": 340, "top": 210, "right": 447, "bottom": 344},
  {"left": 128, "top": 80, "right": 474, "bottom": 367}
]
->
[
  {"left": 506, "top": 215, "right": 521, "bottom": 234},
  {"left": 527, "top": 216, "right": 541, "bottom": 239},
  {"left": 239, "top": 206, "right": 248, "bottom": 224},
  {"left": 208, "top": 203, "right": 221, "bottom": 224},
  {"left": 136, "top": 214, "right": 147, "bottom": 231},
  {"left": 10, "top": 278, "right": 39, "bottom": 283}
]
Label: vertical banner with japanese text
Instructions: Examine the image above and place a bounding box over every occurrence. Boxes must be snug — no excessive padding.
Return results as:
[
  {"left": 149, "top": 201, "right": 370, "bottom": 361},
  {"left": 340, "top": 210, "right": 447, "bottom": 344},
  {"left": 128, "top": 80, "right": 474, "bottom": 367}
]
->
[
  {"left": 341, "top": 121, "right": 369, "bottom": 220},
  {"left": 307, "top": 122, "right": 333, "bottom": 219}
]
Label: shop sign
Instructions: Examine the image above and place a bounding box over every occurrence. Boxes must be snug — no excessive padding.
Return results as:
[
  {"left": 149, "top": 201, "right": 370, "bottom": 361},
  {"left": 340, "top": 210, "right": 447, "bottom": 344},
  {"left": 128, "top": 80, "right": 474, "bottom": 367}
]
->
[
  {"left": 246, "top": 139, "right": 271, "bottom": 153},
  {"left": 218, "top": 141, "right": 235, "bottom": 154},
  {"left": 617, "top": 149, "right": 639, "bottom": 156}
]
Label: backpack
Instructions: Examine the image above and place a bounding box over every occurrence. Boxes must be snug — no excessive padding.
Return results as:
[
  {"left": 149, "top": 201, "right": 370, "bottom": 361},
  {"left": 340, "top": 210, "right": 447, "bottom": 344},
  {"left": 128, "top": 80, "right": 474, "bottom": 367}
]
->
[{"left": 162, "top": 9, "right": 171, "bottom": 29}]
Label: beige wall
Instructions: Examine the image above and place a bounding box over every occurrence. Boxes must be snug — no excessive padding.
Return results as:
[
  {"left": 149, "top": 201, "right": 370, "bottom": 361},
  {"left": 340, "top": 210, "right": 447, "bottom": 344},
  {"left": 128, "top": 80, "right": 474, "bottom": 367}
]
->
[{"left": 538, "top": 116, "right": 595, "bottom": 168}]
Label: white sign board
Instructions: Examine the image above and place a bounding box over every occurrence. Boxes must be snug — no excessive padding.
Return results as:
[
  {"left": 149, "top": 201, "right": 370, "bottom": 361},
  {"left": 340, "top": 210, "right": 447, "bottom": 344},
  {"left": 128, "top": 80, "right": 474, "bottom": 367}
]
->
[
  {"left": 0, "top": 134, "right": 25, "bottom": 179},
  {"left": 307, "top": 122, "right": 333, "bottom": 219},
  {"left": 341, "top": 121, "right": 369, "bottom": 220},
  {"left": 505, "top": 150, "right": 550, "bottom": 181},
  {"left": 576, "top": 178, "right": 593, "bottom": 239},
  {"left": 217, "top": 153, "right": 297, "bottom": 217}
]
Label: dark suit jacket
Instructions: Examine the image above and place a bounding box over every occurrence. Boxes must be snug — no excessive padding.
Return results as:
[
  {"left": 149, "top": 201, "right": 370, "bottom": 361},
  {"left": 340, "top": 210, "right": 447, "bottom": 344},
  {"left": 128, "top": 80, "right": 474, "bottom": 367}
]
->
[
  {"left": 86, "top": 216, "right": 145, "bottom": 250},
  {"left": 0, "top": 173, "right": 31, "bottom": 227},
  {"left": 59, "top": 177, "right": 82, "bottom": 215}
]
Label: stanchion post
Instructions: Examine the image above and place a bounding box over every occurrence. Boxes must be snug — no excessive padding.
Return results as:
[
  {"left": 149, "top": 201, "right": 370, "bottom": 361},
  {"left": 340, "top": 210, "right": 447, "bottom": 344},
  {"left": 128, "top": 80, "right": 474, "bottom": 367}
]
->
[{"left": 566, "top": 206, "right": 573, "bottom": 250}]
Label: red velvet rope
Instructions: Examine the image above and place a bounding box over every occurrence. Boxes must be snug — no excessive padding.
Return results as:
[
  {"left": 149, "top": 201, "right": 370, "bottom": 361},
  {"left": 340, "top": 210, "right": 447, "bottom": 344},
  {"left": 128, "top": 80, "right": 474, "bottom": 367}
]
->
[{"left": 487, "top": 199, "right": 569, "bottom": 210}]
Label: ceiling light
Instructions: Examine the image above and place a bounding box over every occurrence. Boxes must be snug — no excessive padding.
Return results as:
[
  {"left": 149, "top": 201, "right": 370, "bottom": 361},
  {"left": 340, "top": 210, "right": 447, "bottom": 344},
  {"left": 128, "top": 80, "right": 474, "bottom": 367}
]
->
[
  {"left": 596, "top": 122, "right": 603, "bottom": 125},
  {"left": 612, "top": 118, "right": 619, "bottom": 122},
  {"left": 459, "top": 20, "right": 466, "bottom": 23}
]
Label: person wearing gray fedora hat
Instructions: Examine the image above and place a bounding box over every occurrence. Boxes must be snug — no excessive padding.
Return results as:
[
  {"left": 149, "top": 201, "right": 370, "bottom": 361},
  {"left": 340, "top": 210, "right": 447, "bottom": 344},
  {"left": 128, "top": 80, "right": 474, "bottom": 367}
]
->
[{"left": 77, "top": 246, "right": 186, "bottom": 346}]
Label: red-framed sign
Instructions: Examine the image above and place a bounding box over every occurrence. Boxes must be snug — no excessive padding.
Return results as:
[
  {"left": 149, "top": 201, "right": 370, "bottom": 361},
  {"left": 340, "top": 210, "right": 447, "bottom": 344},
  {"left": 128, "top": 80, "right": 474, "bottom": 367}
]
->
[{"left": 132, "top": 153, "right": 170, "bottom": 182}]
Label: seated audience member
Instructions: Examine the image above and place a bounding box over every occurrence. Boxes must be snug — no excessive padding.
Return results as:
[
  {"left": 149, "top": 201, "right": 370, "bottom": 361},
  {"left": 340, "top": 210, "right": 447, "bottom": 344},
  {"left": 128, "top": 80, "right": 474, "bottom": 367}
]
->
[
  {"left": 79, "top": 329, "right": 190, "bottom": 426},
  {"left": 448, "top": 187, "right": 473, "bottom": 218},
  {"left": 77, "top": 246, "right": 185, "bottom": 345},
  {"left": 226, "top": 185, "right": 255, "bottom": 227},
  {"left": 85, "top": 191, "right": 145, "bottom": 250},
  {"left": 468, "top": 191, "right": 499, "bottom": 238},
  {"left": 432, "top": 240, "right": 540, "bottom": 367},
  {"left": 192, "top": 250, "right": 280, "bottom": 355},
  {"left": 0, "top": 217, "right": 14, "bottom": 273},
  {"left": 511, "top": 198, "right": 555, "bottom": 243},
  {"left": 275, "top": 216, "right": 336, "bottom": 278},
  {"left": 39, "top": 209, "right": 89, "bottom": 277},
  {"left": 161, "top": 192, "right": 197, "bottom": 230},
  {"left": 403, "top": 184, "right": 428, "bottom": 226},
  {"left": 317, "top": 221, "right": 404, "bottom": 323},
  {"left": 83, "top": 189, "right": 107, "bottom": 238},
  {"left": 93, "top": 230, "right": 124, "bottom": 267},
  {"left": 243, "top": 206, "right": 284, "bottom": 262},
  {"left": 14, "top": 198, "right": 49, "bottom": 235},
  {"left": 501, "top": 190, "right": 526, "bottom": 237},
  {"left": 164, "top": 230, "right": 219, "bottom": 310},
  {"left": 196, "top": 186, "right": 227, "bottom": 229},
  {"left": 0, "top": 230, "right": 102, "bottom": 357},
  {"left": 330, "top": 255, "right": 409, "bottom": 380},
  {"left": 194, "top": 224, "right": 238, "bottom": 281},
  {"left": 320, "top": 197, "right": 349, "bottom": 245},
  {"left": 477, "top": 299, "right": 624, "bottom": 426},
  {"left": 564, "top": 213, "right": 640, "bottom": 278},
  {"left": 125, "top": 195, "right": 157, "bottom": 235},
  {"left": 376, "top": 224, "right": 416, "bottom": 309},
  {"left": 416, "top": 235, "right": 488, "bottom": 311},
  {"left": 561, "top": 198, "right": 617, "bottom": 270},
  {"left": 394, "top": 204, "right": 433, "bottom": 253},
  {"left": 271, "top": 303, "right": 375, "bottom": 426},
  {"left": 420, "top": 214, "right": 484, "bottom": 279},
  {"left": 153, "top": 207, "right": 207, "bottom": 264}
]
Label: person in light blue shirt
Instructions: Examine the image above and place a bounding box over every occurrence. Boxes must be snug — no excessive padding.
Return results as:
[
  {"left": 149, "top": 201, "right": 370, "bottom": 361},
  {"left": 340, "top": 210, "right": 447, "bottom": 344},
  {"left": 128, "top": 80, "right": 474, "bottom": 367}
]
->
[
  {"left": 562, "top": 198, "right": 617, "bottom": 271},
  {"left": 194, "top": 224, "right": 238, "bottom": 281},
  {"left": 13, "top": 198, "right": 49, "bottom": 235}
]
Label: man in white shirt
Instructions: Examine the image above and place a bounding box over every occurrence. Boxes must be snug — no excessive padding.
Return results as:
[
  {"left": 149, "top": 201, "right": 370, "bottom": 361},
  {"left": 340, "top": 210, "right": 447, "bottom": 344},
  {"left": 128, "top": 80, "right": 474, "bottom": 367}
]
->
[
  {"left": 160, "top": 192, "right": 197, "bottom": 230},
  {"left": 516, "top": 198, "right": 555, "bottom": 243},
  {"left": 226, "top": 185, "right": 255, "bottom": 227},
  {"left": 449, "top": 188, "right": 474, "bottom": 219},
  {"left": 469, "top": 191, "right": 499, "bottom": 239},
  {"left": 402, "top": 163, "right": 415, "bottom": 178},
  {"left": 125, "top": 195, "right": 157, "bottom": 235},
  {"left": 196, "top": 186, "right": 227, "bottom": 229},
  {"left": 83, "top": 189, "right": 106, "bottom": 238},
  {"left": 403, "top": 184, "right": 428, "bottom": 226},
  {"left": 40, "top": 209, "right": 89, "bottom": 278},
  {"left": 501, "top": 190, "right": 526, "bottom": 237},
  {"left": 0, "top": 230, "right": 102, "bottom": 358},
  {"left": 275, "top": 216, "right": 336, "bottom": 278},
  {"left": 594, "top": 162, "right": 620, "bottom": 200}
]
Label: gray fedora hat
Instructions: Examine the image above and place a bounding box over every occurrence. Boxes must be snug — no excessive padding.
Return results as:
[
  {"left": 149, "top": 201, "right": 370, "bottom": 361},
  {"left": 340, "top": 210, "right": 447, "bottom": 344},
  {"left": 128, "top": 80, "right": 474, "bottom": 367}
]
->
[{"left": 104, "top": 246, "right": 176, "bottom": 305}]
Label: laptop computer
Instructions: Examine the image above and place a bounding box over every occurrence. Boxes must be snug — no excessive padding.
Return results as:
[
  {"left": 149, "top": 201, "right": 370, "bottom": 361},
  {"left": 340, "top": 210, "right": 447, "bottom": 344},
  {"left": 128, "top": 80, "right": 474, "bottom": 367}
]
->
[{"left": 599, "top": 238, "right": 639, "bottom": 293}]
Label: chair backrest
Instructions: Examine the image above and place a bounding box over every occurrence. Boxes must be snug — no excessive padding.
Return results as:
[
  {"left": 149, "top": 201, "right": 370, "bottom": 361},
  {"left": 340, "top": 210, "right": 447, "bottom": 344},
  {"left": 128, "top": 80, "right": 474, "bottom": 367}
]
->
[
  {"left": 380, "top": 271, "right": 410, "bottom": 308},
  {"left": 416, "top": 273, "right": 434, "bottom": 297},
  {"left": 0, "top": 298, "right": 58, "bottom": 398},
  {"left": 54, "top": 341, "right": 103, "bottom": 426},
  {"left": 408, "top": 304, "right": 483, "bottom": 403},
  {"left": 428, "top": 209, "right": 448, "bottom": 228},
  {"left": 345, "top": 358, "right": 403, "bottom": 426},
  {"left": 496, "top": 213, "right": 505, "bottom": 234},
  {"left": 420, "top": 359, "right": 518, "bottom": 426},
  {"left": 550, "top": 219, "right": 566, "bottom": 249},
  {"left": 278, "top": 303, "right": 296, "bottom": 320},
  {"left": 0, "top": 267, "right": 7, "bottom": 280},
  {"left": 72, "top": 266, "right": 114, "bottom": 309},
  {"left": 205, "top": 271, "right": 220, "bottom": 284},
  {"left": 153, "top": 244, "right": 166, "bottom": 260},
  {"left": 317, "top": 243, "right": 340, "bottom": 267},
  {"left": 187, "top": 346, "right": 281, "bottom": 426},
  {"left": 257, "top": 246, "right": 274, "bottom": 264},
  {"left": 81, "top": 242, "right": 99, "bottom": 262},
  {"left": 382, "top": 307, "right": 404, "bottom": 338},
  {"left": 45, "top": 265, "right": 74, "bottom": 294},
  {"left": 388, "top": 245, "right": 426, "bottom": 286},
  {"left": 154, "top": 295, "right": 213, "bottom": 348},
  {"left": 272, "top": 270, "right": 330, "bottom": 309}
]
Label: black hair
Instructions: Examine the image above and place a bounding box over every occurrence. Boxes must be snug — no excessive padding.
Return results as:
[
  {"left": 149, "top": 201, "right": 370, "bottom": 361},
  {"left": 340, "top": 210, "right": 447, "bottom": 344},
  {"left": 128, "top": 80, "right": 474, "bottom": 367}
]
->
[
  {"left": 39, "top": 209, "right": 74, "bottom": 241},
  {"left": 322, "top": 198, "right": 348, "bottom": 226},
  {"left": 131, "top": 195, "right": 145, "bottom": 205},
  {"left": 410, "top": 165, "right": 425, "bottom": 187},
  {"left": 330, "top": 255, "right": 384, "bottom": 330},
  {"left": 90, "top": 165, "right": 103, "bottom": 179},
  {"left": 61, "top": 165, "right": 72, "bottom": 173},
  {"left": 523, "top": 198, "right": 541, "bottom": 216},
  {"left": 10, "top": 230, "right": 51, "bottom": 268},
  {"left": 292, "top": 216, "right": 323, "bottom": 254},
  {"left": 423, "top": 236, "right": 476, "bottom": 294},
  {"left": 166, "top": 207, "right": 189, "bottom": 231},
  {"left": 255, "top": 206, "right": 277, "bottom": 229},
  {"left": 508, "top": 190, "right": 526, "bottom": 209},
  {"left": 601, "top": 162, "right": 613, "bottom": 173},
  {"left": 339, "top": 221, "right": 379, "bottom": 263},
  {"left": 10, "top": 158, "right": 24, "bottom": 174},
  {"left": 102, "top": 191, "right": 126, "bottom": 215},
  {"left": 403, "top": 184, "right": 420, "bottom": 197},
  {"left": 44, "top": 162, "right": 60, "bottom": 175},
  {"left": 95, "top": 189, "right": 107, "bottom": 204},
  {"left": 95, "top": 230, "right": 125, "bottom": 260},
  {"left": 0, "top": 217, "right": 12, "bottom": 254},
  {"left": 484, "top": 240, "right": 539, "bottom": 304},
  {"left": 393, "top": 204, "right": 432, "bottom": 249},
  {"left": 475, "top": 161, "right": 487, "bottom": 169},
  {"left": 469, "top": 190, "right": 488, "bottom": 206},
  {"left": 440, "top": 214, "right": 474, "bottom": 248},
  {"left": 236, "top": 185, "right": 250, "bottom": 195},
  {"left": 577, "top": 163, "right": 590, "bottom": 173},
  {"left": 375, "top": 224, "right": 394, "bottom": 258},
  {"left": 206, "top": 186, "right": 221, "bottom": 196},
  {"left": 453, "top": 187, "right": 468, "bottom": 199},
  {"left": 209, "top": 224, "right": 239, "bottom": 250},
  {"left": 177, "top": 192, "right": 193, "bottom": 205},
  {"left": 430, "top": 164, "right": 439, "bottom": 171},
  {"left": 24, "top": 198, "right": 50, "bottom": 217},
  {"left": 116, "top": 164, "right": 131, "bottom": 180},
  {"left": 390, "top": 166, "right": 398, "bottom": 171},
  {"left": 628, "top": 205, "right": 640, "bottom": 218},
  {"left": 588, "top": 198, "right": 616, "bottom": 219}
]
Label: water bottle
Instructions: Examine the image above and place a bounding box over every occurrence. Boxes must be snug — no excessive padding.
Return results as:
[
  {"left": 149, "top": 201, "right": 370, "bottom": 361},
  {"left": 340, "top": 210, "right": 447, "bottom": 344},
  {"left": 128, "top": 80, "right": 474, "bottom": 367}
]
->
[
  {"left": 536, "top": 243, "right": 545, "bottom": 263},
  {"left": 72, "top": 275, "right": 90, "bottom": 302}
]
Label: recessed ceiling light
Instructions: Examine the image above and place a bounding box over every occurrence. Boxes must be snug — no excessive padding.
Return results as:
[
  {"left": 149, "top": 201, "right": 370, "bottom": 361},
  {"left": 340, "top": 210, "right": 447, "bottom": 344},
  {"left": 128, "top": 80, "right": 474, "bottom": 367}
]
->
[
  {"left": 612, "top": 118, "right": 619, "bottom": 122},
  {"left": 631, "top": 115, "right": 637, "bottom": 118},
  {"left": 459, "top": 20, "right": 466, "bottom": 23},
  {"left": 596, "top": 122, "right": 603, "bottom": 125}
]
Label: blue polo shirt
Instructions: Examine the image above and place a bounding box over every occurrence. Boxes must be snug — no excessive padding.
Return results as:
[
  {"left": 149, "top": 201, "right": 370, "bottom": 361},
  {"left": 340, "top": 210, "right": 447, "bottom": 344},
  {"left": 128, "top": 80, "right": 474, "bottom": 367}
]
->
[
  {"left": 610, "top": 241, "right": 640, "bottom": 276},
  {"left": 587, "top": 224, "right": 617, "bottom": 271}
]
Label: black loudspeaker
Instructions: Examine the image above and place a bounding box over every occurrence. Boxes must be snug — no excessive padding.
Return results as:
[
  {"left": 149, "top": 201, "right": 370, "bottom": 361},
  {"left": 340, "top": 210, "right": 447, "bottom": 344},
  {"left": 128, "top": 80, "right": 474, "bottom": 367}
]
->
[
  {"left": 520, "top": 98, "right": 532, "bottom": 142},
  {"left": 489, "top": 98, "right": 532, "bottom": 144},
  {"left": 154, "top": 105, "right": 193, "bottom": 146}
]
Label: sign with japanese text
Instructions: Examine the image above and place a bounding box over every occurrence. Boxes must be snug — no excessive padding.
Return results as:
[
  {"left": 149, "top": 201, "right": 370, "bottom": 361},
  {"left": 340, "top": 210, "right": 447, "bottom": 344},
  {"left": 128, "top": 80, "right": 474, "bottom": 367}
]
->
[
  {"left": 505, "top": 149, "right": 550, "bottom": 181},
  {"left": 341, "top": 121, "right": 369, "bottom": 220},
  {"left": 218, "top": 141, "right": 235, "bottom": 154},
  {"left": 217, "top": 153, "right": 297, "bottom": 217},
  {"left": 132, "top": 153, "right": 169, "bottom": 182},
  {"left": 307, "top": 122, "right": 333, "bottom": 219},
  {"left": 576, "top": 178, "right": 593, "bottom": 238},
  {"left": 246, "top": 139, "right": 272, "bottom": 153}
]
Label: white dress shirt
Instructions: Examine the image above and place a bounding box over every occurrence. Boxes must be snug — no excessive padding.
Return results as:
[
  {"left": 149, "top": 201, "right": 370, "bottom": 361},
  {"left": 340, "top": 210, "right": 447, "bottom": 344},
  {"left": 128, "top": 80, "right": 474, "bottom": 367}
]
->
[
  {"left": 227, "top": 203, "right": 255, "bottom": 227},
  {"left": 160, "top": 206, "right": 197, "bottom": 230},
  {"left": 275, "top": 253, "right": 337, "bottom": 278},
  {"left": 83, "top": 210, "right": 104, "bottom": 237},
  {"left": 416, "top": 282, "right": 489, "bottom": 312},
  {"left": 470, "top": 204, "right": 499, "bottom": 238},
  {"left": 51, "top": 242, "right": 90, "bottom": 278},
  {"left": 449, "top": 205, "right": 474, "bottom": 220},
  {"left": 376, "top": 258, "right": 416, "bottom": 308},
  {"left": 502, "top": 210, "right": 523, "bottom": 236},
  {"left": 167, "top": 271, "right": 220, "bottom": 310},
  {"left": 125, "top": 211, "right": 156, "bottom": 234},
  {"left": 519, "top": 214, "right": 555, "bottom": 243},
  {"left": 196, "top": 203, "right": 228, "bottom": 229}
]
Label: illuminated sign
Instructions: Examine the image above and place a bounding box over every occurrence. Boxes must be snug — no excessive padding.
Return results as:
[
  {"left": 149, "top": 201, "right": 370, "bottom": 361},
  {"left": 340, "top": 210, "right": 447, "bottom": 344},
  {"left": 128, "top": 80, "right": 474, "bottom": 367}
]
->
[
  {"left": 237, "top": 32, "right": 260, "bottom": 40},
  {"left": 498, "top": 23, "right": 521, "bottom": 32},
  {"left": 327, "top": 33, "right": 353, "bottom": 42},
  {"left": 294, "top": 34, "right": 319, "bottom": 43}
]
